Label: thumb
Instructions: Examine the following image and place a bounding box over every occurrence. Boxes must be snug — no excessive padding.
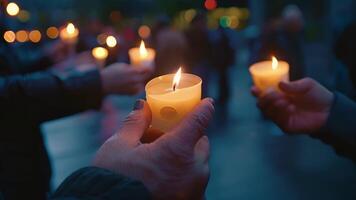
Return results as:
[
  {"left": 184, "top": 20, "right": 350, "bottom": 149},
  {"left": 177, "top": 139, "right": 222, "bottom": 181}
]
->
[
  {"left": 194, "top": 136, "right": 210, "bottom": 164},
  {"left": 118, "top": 99, "right": 152, "bottom": 146},
  {"left": 279, "top": 78, "right": 314, "bottom": 95},
  {"left": 159, "top": 98, "right": 215, "bottom": 151}
]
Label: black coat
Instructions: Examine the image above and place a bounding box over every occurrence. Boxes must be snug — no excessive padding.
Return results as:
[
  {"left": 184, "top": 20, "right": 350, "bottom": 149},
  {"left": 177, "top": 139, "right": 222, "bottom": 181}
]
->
[{"left": 0, "top": 36, "right": 103, "bottom": 199}]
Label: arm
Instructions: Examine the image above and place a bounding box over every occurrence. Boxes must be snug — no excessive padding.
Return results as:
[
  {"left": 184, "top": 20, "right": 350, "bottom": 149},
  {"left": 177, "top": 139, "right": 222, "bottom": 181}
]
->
[
  {"left": 316, "top": 92, "right": 356, "bottom": 160},
  {"left": 0, "top": 69, "right": 103, "bottom": 123},
  {"left": 51, "top": 167, "right": 151, "bottom": 200}
]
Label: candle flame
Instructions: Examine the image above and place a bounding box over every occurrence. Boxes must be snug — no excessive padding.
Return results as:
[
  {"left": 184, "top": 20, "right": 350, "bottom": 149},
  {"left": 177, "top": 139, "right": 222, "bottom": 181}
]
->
[
  {"left": 66, "top": 23, "right": 76, "bottom": 34},
  {"left": 172, "top": 67, "right": 182, "bottom": 91},
  {"left": 139, "top": 40, "right": 148, "bottom": 58},
  {"left": 92, "top": 47, "right": 108, "bottom": 60},
  {"left": 106, "top": 35, "right": 117, "bottom": 48},
  {"left": 272, "top": 56, "right": 278, "bottom": 70}
]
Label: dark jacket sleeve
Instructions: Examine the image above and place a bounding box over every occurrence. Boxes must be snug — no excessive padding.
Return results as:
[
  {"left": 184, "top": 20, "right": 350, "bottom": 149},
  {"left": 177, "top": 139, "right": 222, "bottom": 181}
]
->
[
  {"left": 315, "top": 92, "right": 356, "bottom": 161},
  {"left": 0, "top": 69, "right": 103, "bottom": 123},
  {"left": 51, "top": 167, "right": 151, "bottom": 200}
]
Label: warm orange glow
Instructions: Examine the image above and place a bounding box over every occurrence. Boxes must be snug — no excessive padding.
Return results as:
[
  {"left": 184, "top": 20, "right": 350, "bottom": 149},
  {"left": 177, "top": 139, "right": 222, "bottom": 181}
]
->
[
  {"left": 29, "top": 30, "right": 42, "bottom": 43},
  {"left": 139, "top": 40, "right": 148, "bottom": 58},
  {"left": 6, "top": 2, "right": 20, "bottom": 16},
  {"left": 138, "top": 25, "right": 151, "bottom": 39},
  {"left": 272, "top": 56, "right": 278, "bottom": 70},
  {"left": 4, "top": 31, "right": 16, "bottom": 43},
  {"left": 66, "top": 23, "right": 75, "bottom": 34},
  {"left": 106, "top": 36, "right": 117, "bottom": 48},
  {"left": 172, "top": 67, "right": 182, "bottom": 91},
  {"left": 92, "top": 47, "right": 109, "bottom": 60},
  {"left": 16, "top": 30, "right": 29, "bottom": 42},
  {"left": 46, "top": 27, "right": 59, "bottom": 39}
]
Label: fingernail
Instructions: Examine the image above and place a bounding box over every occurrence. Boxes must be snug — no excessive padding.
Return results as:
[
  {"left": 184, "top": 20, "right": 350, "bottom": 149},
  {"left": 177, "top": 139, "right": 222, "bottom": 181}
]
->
[{"left": 133, "top": 100, "right": 144, "bottom": 110}]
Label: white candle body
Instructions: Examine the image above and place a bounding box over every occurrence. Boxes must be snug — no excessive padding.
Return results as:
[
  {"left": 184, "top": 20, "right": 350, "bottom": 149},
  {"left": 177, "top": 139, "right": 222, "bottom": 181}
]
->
[
  {"left": 145, "top": 73, "right": 202, "bottom": 132},
  {"left": 249, "top": 60, "right": 289, "bottom": 94},
  {"left": 129, "top": 48, "right": 155, "bottom": 67}
]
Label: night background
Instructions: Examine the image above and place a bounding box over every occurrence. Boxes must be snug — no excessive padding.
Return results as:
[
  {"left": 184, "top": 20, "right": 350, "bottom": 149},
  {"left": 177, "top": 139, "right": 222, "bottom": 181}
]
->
[{"left": 1, "top": 0, "right": 356, "bottom": 199}]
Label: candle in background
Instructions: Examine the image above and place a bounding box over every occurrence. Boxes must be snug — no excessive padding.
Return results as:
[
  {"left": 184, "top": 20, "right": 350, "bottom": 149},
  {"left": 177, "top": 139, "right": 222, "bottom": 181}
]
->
[
  {"left": 145, "top": 67, "right": 202, "bottom": 132},
  {"left": 92, "top": 47, "right": 108, "bottom": 68},
  {"left": 106, "top": 35, "right": 117, "bottom": 48},
  {"left": 60, "top": 23, "right": 79, "bottom": 44},
  {"left": 249, "top": 56, "right": 289, "bottom": 94},
  {"left": 129, "top": 40, "right": 155, "bottom": 67}
]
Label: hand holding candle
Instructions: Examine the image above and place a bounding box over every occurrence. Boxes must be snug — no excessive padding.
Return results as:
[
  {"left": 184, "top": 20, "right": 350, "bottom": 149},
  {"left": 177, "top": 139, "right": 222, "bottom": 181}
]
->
[
  {"left": 249, "top": 56, "right": 289, "bottom": 94},
  {"left": 129, "top": 40, "right": 156, "bottom": 67},
  {"left": 145, "top": 67, "right": 202, "bottom": 132},
  {"left": 60, "top": 23, "right": 79, "bottom": 44}
]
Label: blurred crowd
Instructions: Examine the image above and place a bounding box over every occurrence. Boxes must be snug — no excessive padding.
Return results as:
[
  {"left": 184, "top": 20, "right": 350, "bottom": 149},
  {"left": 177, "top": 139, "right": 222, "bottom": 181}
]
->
[{"left": 0, "top": 0, "right": 355, "bottom": 199}]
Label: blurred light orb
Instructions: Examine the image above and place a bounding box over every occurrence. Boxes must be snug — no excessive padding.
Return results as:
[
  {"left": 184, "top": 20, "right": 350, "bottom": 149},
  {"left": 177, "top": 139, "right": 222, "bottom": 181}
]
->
[
  {"left": 4, "top": 31, "right": 16, "bottom": 43},
  {"left": 17, "top": 10, "right": 31, "bottom": 22},
  {"left": 97, "top": 33, "right": 108, "bottom": 45},
  {"left": 46, "top": 27, "right": 59, "bottom": 39},
  {"left": 106, "top": 36, "right": 117, "bottom": 48},
  {"left": 219, "top": 16, "right": 232, "bottom": 28},
  {"left": 138, "top": 25, "right": 151, "bottom": 39},
  {"left": 184, "top": 9, "right": 197, "bottom": 22},
  {"left": 29, "top": 30, "right": 42, "bottom": 43},
  {"left": 6, "top": 2, "right": 20, "bottom": 16},
  {"left": 16, "top": 30, "right": 29, "bottom": 42},
  {"left": 204, "top": 0, "right": 217, "bottom": 10},
  {"left": 92, "top": 47, "right": 109, "bottom": 60}
]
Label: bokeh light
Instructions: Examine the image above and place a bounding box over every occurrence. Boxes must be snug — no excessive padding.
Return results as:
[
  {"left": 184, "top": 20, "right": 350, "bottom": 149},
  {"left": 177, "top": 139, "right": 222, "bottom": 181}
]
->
[
  {"left": 3, "top": 31, "right": 16, "bottom": 43},
  {"left": 204, "top": 0, "right": 217, "bottom": 11},
  {"left": 17, "top": 10, "right": 31, "bottom": 22},
  {"left": 219, "top": 16, "right": 232, "bottom": 28},
  {"left": 138, "top": 25, "right": 151, "bottom": 39},
  {"left": 184, "top": 9, "right": 197, "bottom": 23},
  {"left": 16, "top": 30, "right": 29, "bottom": 42},
  {"left": 46, "top": 27, "right": 59, "bottom": 39},
  {"left": 106, "top": 36, "right": 117, "bottom": 48},
  {"left": 29, "top": 30, "right": 42, "bottom": 43},
  {"left": 6, "top": 2, "right": 20, "bottom": 16}
]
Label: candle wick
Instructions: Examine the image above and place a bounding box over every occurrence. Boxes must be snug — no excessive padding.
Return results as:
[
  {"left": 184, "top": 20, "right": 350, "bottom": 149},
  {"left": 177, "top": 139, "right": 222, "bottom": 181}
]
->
[{"left": 173, "top": 83, "right": 177, "bottom": 91}]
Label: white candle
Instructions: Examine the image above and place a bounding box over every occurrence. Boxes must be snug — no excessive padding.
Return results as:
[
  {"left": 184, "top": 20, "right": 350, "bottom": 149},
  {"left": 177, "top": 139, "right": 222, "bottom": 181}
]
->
[{"left": 129, "top": 40, "right": 155, "bottom": 67}]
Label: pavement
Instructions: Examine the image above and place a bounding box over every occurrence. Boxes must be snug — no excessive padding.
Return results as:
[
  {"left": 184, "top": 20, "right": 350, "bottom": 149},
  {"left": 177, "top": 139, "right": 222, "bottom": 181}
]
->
[{"left": 43, "top": 45, "right": 356, "bottom": 200}]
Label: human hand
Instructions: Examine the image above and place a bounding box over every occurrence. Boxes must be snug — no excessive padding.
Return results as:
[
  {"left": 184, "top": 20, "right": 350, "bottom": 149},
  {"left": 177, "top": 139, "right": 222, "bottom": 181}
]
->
[
  {"left": 100, "top": 63, "right": 153, "bottom": 95},
  {"left": 94, "top": 98, "right": 214, "bottom": 200},
  {"left": 251, "top": 78, "right": 334, "bottom": 134}
]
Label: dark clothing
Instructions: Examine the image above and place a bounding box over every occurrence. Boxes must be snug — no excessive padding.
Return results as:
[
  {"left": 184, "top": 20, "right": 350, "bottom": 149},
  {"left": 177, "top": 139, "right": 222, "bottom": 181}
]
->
[
  {"left": 316, "top": 92, "right": 356, "bottom": 161},
  {"left": 51, "top": 167, "right": 151, "bottom": 200},
  {"left": 0, "top": 70, "right": 103, "bottom": 199}
]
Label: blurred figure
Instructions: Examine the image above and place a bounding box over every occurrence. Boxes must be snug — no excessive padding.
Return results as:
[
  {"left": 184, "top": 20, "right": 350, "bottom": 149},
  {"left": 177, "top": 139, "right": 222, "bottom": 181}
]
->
[
  {"left": 151, "top": 16, "right": 187, "bottom": 76},
  {"left": 253, "top": 5, "right": 305, "bottom": 80},
  {"left": 185, "top": 12, "right": 213, "bottom": 96},
  {"left": 252, "top": 78, "right": 356, "bottom": 160},
  {"left": 51, "top": 98, "right": 214, "bottom": 199},
  {"left": 334, "top": 21, "right": 356, "bottom": 99},
  {"left": 211, "top": 25, "right": 236, "bottom": 105}
]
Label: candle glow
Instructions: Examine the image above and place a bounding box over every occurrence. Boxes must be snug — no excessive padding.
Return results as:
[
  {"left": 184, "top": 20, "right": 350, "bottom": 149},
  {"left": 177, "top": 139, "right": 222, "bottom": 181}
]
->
[
  {"left": 106, "top": 36, "right": 117, "bottom": 48},
  {"left": 60, "top": 23, "right": 79, "bottom": 44},
  {"left": 172, "top": 67, "right": 182, "bottom": 91},
  {"left": 129, "top": 40, "right": 155, "bottom": 67},
  {"left": 272, "top": 56, "right": 278, "bottom": 70},
  {"left": 139, "top": 40, "right": 148, "bottom": 58},
  {"left": 92, "top": 47, "right": 108, "bottom": 60}
]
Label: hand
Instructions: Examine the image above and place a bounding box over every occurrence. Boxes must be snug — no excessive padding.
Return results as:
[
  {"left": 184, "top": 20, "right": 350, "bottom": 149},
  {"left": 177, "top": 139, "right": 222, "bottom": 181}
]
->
[
  {"left": 251, "top": 78, "right": 334, "bottom": 134},
  {"left": 94, "top": 98, "right": 214, "bottom": 200},
  {"left": 100, "top": 63, "right": 153, "bottom": 95}
]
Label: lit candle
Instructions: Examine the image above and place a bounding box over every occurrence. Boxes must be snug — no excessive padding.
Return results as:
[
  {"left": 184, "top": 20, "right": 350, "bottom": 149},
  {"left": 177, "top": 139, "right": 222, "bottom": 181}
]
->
[
  {"left": 145, "top": 67, "right": 202, "bottom": 132},
  {"left": 129, "top": 40, "right": 155, "bottom": 67},
  {"left": 249, "top": 56, "right": 289, "bottom": 94},
  {"left": 92, "top": 47, "right": 109, "bottom": 68},
  {"left": 60, "top": 23, "right": 79, "bottom": 44}
]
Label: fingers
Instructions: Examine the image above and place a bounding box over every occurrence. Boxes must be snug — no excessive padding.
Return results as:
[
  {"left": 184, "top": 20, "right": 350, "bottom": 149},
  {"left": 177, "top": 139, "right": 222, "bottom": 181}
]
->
[
  {"left": 194, "top": 136, "right": 210, "bottom": 164},
  {"left": 279, "top": 78, "right": 315, "bottom": 95},
  {"left": 159, "top": 98, "right": 215, "bottom": 151},
  {"left": 257, "top": 91, "right": 284, "bottom": 109},
  {"left": 118, "top": 100, "right": 152, "bottom": 146},
  {"left": 250, "top": 86, "right": 261, "bottom": 97}
]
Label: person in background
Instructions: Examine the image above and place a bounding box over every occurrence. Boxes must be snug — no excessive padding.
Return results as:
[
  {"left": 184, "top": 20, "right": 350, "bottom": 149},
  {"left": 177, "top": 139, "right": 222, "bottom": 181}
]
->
[
  {"left": 253, "top": 5, "right": 305, "bottom": 81},
  {"left": 251, "top": 78, "right": 356, "bottom": 161},
  {"left": 185, "top": 12, "right": 213, "bottom": 96},
  {"left": 51, "top": 98, "right": 214, "bottom": 200},
  {"left": 151, "top": 15, "right": 187, "bottom": 76}
]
